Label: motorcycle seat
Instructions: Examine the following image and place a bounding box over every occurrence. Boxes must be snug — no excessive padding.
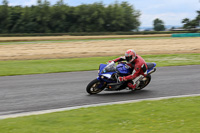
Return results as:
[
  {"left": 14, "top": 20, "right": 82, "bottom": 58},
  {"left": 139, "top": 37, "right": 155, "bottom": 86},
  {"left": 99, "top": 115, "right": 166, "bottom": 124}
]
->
[{"left": 146, "top": 63, "right": 155, "bottom": 70}]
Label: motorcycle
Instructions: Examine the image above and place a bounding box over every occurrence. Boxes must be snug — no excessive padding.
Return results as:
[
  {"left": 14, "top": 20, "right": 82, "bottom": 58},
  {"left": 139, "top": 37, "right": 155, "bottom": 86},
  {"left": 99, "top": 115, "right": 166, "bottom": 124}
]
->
[{"left": 86, "top": 61, "right": 156, "bottom": 94}]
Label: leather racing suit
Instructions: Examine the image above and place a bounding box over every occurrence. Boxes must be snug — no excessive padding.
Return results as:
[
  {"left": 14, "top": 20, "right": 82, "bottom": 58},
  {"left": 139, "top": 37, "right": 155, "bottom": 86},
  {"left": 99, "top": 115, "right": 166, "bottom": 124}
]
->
[{"left": 112, "top": 54, "right": 148, "bottom": 89}]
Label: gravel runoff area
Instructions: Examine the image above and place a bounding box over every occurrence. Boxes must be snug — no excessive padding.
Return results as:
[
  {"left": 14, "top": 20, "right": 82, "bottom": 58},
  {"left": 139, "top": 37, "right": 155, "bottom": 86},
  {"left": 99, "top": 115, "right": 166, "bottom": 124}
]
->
[{"left": 0, "top": 36, "right": 199, "bottom": 60}]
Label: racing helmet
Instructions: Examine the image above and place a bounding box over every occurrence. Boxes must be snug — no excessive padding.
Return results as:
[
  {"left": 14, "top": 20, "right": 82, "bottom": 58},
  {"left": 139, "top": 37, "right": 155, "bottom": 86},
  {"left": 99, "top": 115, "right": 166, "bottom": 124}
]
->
[{"left": 125, "top": 49, "right": 136, "bottom": 63}]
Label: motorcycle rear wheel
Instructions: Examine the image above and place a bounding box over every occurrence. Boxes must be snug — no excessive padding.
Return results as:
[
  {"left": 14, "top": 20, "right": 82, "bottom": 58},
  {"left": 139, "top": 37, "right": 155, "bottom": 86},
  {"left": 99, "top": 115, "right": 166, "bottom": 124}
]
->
[
  {"left": 86, "top": 79, "right": 106, "bottom": 94},
  {"left": 137, "top": 74, "right": 151, "bottom": 90}
]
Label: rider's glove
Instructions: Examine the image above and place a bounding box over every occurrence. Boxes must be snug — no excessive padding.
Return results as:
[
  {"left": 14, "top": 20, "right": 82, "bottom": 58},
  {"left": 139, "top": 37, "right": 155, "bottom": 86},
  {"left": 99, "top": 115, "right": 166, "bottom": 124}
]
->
[{"left": 118, "top": 76, "right": 127, "bottom": 82}]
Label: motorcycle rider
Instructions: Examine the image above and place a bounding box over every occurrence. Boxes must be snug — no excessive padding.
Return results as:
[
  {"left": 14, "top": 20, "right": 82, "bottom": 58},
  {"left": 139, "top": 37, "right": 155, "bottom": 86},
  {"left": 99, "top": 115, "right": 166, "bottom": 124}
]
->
[{"left": 109, "top": 49, "right": 148, "bottom": 90}]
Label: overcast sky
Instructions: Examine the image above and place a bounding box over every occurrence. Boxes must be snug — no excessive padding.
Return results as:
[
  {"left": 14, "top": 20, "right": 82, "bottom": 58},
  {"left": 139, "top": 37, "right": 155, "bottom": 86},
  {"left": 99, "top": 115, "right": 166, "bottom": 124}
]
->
[{"left": 5, "top": 0, "right": 200, "bottom": 27}]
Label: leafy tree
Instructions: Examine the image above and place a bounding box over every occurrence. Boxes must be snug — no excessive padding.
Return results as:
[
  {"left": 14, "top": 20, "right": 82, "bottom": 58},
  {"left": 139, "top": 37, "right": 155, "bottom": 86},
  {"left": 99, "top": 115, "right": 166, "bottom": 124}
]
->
[
  {"left": 196, "top": 11, "right": 200, "bottom": 27},
  {"left": 9, "top": 6, "right": 23, "bottom": 32},
  {"left": 182, "top": 10, "right": 200, "bottom": 29},
  {"left": 35, "top": 0, "right": 51, "bottom": 33},
  {"left": 182, "top": 18, "right": 196, "bottom": 29},
  {"left": 0, "top": 0, "right": 141, "bottom": 33},
  {"left": 182, "top": 18, "right": 190, "bottom": 24},
  {"left": 153, "top": 18, "right": 165, "bottom": 31},
  {"left": 120, "top": 2, "right": 140, "bottom": 31},
  {"left": 104, "top": 2, "right": 140, "bottom": 32},
  {"left": 50, "top": 0, "right": 70, "bottom": 32},
  {"left": 0, "top": 0, "right": 9, "bottom": 33}
]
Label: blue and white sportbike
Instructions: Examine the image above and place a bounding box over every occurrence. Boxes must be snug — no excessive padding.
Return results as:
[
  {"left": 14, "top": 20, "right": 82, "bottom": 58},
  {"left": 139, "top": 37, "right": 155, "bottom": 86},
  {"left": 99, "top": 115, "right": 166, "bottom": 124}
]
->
[{"left": 86, "top": 62, "right": 156, "bottom": 94}]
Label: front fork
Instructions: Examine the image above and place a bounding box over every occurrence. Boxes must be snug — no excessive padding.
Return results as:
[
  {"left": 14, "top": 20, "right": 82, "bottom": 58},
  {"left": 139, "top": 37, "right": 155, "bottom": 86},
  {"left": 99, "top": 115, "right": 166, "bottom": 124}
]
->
[{"left": 96, "top": 77, "right": 107, "bottom": 89}]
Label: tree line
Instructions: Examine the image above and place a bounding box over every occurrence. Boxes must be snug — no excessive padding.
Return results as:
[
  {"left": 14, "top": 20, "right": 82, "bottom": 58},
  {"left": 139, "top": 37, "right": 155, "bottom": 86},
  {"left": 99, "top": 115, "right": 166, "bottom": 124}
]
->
[
  {"left": 182, "top": 11, "right": 200, "bottom": 29},
  {"left": 153, "top": 10, "right": 200, "bottom": 31},
  {"left": 0, "top": 0, "right": 141, "bottom": 33}
]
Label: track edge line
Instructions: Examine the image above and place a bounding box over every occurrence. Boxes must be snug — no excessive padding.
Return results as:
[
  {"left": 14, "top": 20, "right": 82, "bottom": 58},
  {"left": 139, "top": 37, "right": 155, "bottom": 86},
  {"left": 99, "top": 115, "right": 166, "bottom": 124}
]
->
[{"left": 1, "top": 93, "right": 200, "bottom": 119}]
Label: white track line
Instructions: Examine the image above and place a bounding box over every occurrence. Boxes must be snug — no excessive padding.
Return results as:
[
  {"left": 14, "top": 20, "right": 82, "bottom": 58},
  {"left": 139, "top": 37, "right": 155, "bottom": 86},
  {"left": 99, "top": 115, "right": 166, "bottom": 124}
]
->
[
  {"left": 0, "top": 110, "right": 23, "bottom": 115},
  {"left": 1, "top": 94, "right": 200, "bottom": 119}
]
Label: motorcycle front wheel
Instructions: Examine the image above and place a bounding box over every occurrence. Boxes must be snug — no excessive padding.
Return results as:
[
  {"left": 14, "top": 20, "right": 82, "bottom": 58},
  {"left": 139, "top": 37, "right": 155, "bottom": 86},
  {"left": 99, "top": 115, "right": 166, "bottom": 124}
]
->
[{"left": 86, "top": 79, "right": 106, "bottom": 94}]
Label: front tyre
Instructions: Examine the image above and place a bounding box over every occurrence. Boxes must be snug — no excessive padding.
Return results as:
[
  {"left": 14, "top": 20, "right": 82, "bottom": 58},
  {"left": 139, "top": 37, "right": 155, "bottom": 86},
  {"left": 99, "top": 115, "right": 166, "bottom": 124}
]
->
[{"left": 86, "top": 79, "right": 106, "bottom": 94}]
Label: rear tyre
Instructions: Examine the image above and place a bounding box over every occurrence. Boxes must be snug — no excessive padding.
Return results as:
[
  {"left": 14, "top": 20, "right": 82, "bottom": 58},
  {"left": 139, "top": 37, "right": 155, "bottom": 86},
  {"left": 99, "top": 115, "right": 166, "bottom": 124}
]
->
[
  {"left": 86, "top": 79, "right": 106, "bottom": 94},
  {"left": 137, "top": 75, "right": 151, "bottom": 90}
]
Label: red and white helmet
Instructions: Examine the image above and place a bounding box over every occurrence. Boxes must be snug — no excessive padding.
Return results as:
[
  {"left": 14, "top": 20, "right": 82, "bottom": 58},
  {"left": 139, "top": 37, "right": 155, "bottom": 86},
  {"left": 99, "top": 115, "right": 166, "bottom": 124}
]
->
[{"left": 125, "top": 49, "right": 136, "bottom": 63}]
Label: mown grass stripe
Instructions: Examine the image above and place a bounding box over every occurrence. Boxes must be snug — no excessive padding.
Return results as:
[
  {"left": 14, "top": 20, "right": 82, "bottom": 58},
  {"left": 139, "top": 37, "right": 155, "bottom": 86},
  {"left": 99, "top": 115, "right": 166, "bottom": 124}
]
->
[{"left": 0, "top": 53, "right": 200, "bottom": 76}]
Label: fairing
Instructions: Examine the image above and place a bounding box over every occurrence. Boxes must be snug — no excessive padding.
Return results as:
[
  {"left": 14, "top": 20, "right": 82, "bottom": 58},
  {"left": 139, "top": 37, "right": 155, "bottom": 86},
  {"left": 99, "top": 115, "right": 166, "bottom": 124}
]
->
[{"left": 147, "top": 63, "right": 156, "bottom": 74}]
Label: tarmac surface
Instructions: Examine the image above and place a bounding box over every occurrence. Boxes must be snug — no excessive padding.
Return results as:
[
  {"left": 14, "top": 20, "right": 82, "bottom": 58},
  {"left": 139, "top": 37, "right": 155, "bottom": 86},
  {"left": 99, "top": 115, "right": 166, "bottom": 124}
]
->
[{"left": 0, "top": 65, "right": 200, "bottom": 116}]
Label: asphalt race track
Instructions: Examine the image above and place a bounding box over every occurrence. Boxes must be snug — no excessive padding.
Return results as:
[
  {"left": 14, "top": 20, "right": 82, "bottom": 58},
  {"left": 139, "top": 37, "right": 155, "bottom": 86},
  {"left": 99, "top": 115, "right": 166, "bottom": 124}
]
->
[{"left": 0, "top": 65, "right": 200, "bottom": 116}]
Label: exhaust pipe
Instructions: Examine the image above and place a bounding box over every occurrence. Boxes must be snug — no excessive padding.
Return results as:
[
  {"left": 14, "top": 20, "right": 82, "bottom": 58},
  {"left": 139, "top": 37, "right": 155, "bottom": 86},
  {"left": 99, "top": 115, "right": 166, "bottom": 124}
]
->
[{"left": 148, "top": 68, "right": 156, "bottom": 75}]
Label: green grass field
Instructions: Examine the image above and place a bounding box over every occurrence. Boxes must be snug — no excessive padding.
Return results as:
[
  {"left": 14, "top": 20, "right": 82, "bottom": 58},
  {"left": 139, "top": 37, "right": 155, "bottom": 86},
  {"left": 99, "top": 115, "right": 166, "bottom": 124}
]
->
[
  {"left": 0, "top": 96, "right": 199, "bottom": 133},
  {"left": 0, "top": 53, "right": 199, "bottom": 76}
]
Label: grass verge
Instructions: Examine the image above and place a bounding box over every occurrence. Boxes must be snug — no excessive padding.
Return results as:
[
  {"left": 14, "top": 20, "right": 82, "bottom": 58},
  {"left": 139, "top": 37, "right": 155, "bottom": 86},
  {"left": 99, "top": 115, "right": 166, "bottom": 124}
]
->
[
  {"left": 0, "top": 96, "right": 200, "bottom": 133},
  {"left": 0, "top": 53, "right": 200, "bottom": 76}
]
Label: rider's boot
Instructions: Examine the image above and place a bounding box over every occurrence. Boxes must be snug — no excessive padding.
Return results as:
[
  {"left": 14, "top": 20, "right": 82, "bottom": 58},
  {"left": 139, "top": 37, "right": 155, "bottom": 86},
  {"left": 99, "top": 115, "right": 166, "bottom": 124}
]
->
[{"left": 127, "top": 82, "right": 136, "bottom": 90}]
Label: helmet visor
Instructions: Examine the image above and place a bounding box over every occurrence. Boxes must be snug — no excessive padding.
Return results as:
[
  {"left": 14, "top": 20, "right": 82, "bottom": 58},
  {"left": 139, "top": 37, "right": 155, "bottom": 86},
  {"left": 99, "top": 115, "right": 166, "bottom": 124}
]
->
[{"left": 126, "top": 55, "right": 132, "bottom": 62}]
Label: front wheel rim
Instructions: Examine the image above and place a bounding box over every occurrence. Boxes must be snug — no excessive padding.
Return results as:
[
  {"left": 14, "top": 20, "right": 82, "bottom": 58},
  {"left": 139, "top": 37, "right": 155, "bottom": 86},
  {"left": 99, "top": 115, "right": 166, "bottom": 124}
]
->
[{"left": 90, "top": 82, "right": 102, "bottom": 93}]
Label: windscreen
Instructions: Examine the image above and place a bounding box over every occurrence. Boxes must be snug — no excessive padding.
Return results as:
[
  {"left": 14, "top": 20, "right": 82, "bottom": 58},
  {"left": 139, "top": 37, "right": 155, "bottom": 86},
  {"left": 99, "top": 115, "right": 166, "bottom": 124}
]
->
[{"left": 101, "top": 63, "right": 116, "bottom": 73}]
